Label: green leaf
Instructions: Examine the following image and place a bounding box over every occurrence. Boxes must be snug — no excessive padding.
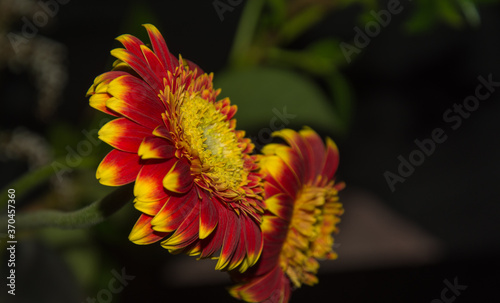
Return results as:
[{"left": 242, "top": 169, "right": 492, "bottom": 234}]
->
[
  {"left": 457, "top": 0, "right": 481, "bottom": 27},
  {"left": 267, "top": 0, "right": 287, "bottom": 26},
  {"left": 437, "top": 0, "right": 464, "bottom": 27},
  {"left": 267, "top": 39, "right": 346, "bottom": 75},
  {"left": 404, "top": 0, "right": 438, "bottom": 33},
  {"left": 214, "top": 67, "right": 343, "bottom": 135}
]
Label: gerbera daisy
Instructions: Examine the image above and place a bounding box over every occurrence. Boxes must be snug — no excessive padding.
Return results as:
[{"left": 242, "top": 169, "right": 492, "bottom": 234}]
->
[
  {"left": 86, "top": 24, "right": 264, "bottom": 272},
  {"left": 229, "top": 128, "right": 344, "bottom": 302}
]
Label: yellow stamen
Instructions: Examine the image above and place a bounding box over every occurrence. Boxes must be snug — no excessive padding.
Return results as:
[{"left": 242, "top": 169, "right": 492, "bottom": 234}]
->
[
  {"left": 279, "top": 184, "right": 343, "bottom": 288},
  {"left": 179, "top": 94, "right": 247, "bottom": 193}
]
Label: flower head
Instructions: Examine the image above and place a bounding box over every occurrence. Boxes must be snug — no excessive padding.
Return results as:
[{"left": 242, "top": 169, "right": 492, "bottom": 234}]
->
[
  {"left": 87, "top": 24, "right": 264, "bottom": 272},
  {"left": 229, "top": 128, "right": 344, "bottom": 302}
]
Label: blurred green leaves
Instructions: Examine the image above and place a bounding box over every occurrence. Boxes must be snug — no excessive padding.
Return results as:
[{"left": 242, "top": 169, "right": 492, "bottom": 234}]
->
[
  {"left": 215, "top": 67, "right": 344, "bottom": 134},
  {"left": 226, "top": 1, "right": 354, "bottom": 136},
  {"left": 223, "top": 0, "right": 498, "bottom": 138},
  {"left": 405, "top": 0, "right": 485, "bottom": 32}
]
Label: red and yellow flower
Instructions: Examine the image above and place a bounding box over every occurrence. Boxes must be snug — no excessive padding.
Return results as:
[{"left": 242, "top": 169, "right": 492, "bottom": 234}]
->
[
  {"left": 229, "top": 128, "right": 344, "bottom": 302},
  {"left": 86, "top": 24, "right": 264, "bottom": 272}
]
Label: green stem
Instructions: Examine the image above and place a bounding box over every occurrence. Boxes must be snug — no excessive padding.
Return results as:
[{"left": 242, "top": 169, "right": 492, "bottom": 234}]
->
[
  {"left": 228, "top": 0, "right": 266, "bottom": 68},
  {"left": 0, "top": 157, "right": 96, "bottom": 209},
  {"left": 276, "top": 5, "right": 326, "bottom": 45},
  {"left": 9, "top": 183, "right": 134, "bottom": 230}
]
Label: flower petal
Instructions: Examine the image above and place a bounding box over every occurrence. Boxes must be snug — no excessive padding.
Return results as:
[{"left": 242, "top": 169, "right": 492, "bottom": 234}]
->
[
  {"left": 160, "top": 198, "right": 200, "bottom": 250},
  {"left": 272, "top": 144, "right": 304, "bottom": 187},
  {"left": 110, "top": 48, "right": 163, "bottom": 92},
  {"left": 135, "top": 159, "right": 176, "bottom": 203},
  {"left": 143, "top": 23, "right": 179, "bottom": 73},
  {"left": 96, "top": 150, "right": 142, "bottom": 186},
  {"left": 99, "top": 117, "right": 152, "bottom": 153},
  {"left": 300, "top": 128, "right": 326, "bottom": 182},
  {"left": 162, "top": 159, "right": 194, "bottom": 193},
  {"left": 273, "top": 128, "right": 309, "bottom": 161},
  {"left": 152, "top": 125, "right": 173, "bottom": 141},
  {"left": 151, "top": 189, "right": 197, "bottom": 232},
  {"left": 86, "top": 71, "right": 128, "bottom": 96},
  {"left": 241, "top": 215, "right": 263, "bottom": 271},
  {"left": 215, "top": 210, "right": 241, "bottom": 270},
  {"left": 265, "top": 193, "right": 294, "bottom": 221},
  {"left": 106, "top": 75, "right": 164, "bottom": 129},
  {"left": 230, "top": 266, "right": 286, "bottom": 303},
  {"left": 116, "top": 34, "right": 144, "bottom": 58},
  {"left": 89, "top": 93, "right": 119, "bottom": 117},
  {"left": 199, "top": 194, "right": 218, "bottom": 239},
  {"left": 138, "top": 136, "right": 175, "bottom": 160},
  {"left": 260, "top": 155, "right": 300, "bottom": 199},
  {"left": 129, "top": 214, "right": 169, "bottom": 245},
  {"left": 133, "top": 198, "right": 165, "bottom": 216},
  {"left": 140, "top": 44, "right": 168, "bottom": 82},
  {"left": 199, "top": 203, "right": 227, "bottom": 259},
  {"left": 321, "top": 137, "right": 340, "bottom": 181},
  {"left": 116, "top": 34, "right": 145, "bottom": 59}
]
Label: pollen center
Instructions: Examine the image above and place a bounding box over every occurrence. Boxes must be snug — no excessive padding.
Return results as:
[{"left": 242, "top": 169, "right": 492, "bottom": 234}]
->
[
  {"left": 279, "top": 184, "right": 343, "bottom": 288},
  {"left": 179, "top": 95, "right": 246, "bottom": 192}
]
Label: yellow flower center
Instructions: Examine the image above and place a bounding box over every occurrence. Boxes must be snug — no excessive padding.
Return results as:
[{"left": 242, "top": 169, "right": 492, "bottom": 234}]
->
[
  {"left": 279, "top": 184, "right": 343, "bottom": 288},
  {"left": 179, "top": 95, "right": 246, "bottom": 192}
]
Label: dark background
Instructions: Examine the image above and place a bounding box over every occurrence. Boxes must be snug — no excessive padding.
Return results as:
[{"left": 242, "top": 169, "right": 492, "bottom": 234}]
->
[{"left": 1, "top": 0, "right": 499, "bottom": 302}]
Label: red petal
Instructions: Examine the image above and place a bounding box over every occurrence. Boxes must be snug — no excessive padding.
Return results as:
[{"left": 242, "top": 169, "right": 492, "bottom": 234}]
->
[
  {"left": 96, "top": 150, "right": 142, "bottom": 186},
  {"left": 134, "top": 159, "right": 176, "bottom": 203},
  {"left": 230, "top": 266, "right": 284, "bottom": 303},
  {"left": 88, "top": 71, "right": 130, "bottom": 117},
  {"left": 275, "top": 145, "right": 304, "bottom": 186},
  {"left": 129, "top": 214, "right": 169, "bottom": 245},
  {"left": 152, "top": 125, "right": 173, "bottom": 141},
  {"left": 140, "top": 44, "right": 168, "bottom": 82},
  {"left": 87, "top": 71, "right": 128, "bottom": 96},
  {"left": 89, "top": 93, "right": 119, "bottom": 117},
  {"left": 265, "top": 193, "right": 294, "bottom": 221},
  {"left": 199, "top": 202, "right": 227, "bottom": 259},
  {"left": 264, "top": 181, "right": 283, "bottom": 199},
  {"left": 143, "top": 23, "right": 179, "bottom": 73},
  {"left": 215, "top": 209, "right": 241, "bottom": 270},
  {"left": 242, "top": 215, "right": 263, "bottom": 271},
  {"left": 261, "top": 155, "right": 300, "bottom": 199},
  {"left": 162, "top": 159, "right": 194, "bottom": 193},
  {"left": 226, "top": 105, "right": 237, "bottom": 120},
  {"left": 199, "top": 194, "right": 218, "bottom": 239},
  {"left": 138, "top": 137, "right": 175, "bottom": 160},
  {"left": 228, "top": 233, "right": 246, "bottom": 271},
  {"left": 275, "top": 128, "right": 317, "bottom": 183},
  {"left": 151, "top": 189, "right": 197, "bottom": 232},
  {"left": 133, "top": 198, "right": 165, "bottom": 216},
  {"left": 321, "top": 137, "right": 340, "bottom": 181},
  {"left": 110, "top": 48, "right": 163, "bottom": 92},
  {"left": 116, "top": 34, "right": 145, "bottom": 60},
  {"left": 98, "top": 117, "right": 152, "bottom": 153},
  {"left": 241, "top": 216, "right": 287, "bottom": 277},
  {"left": 160, "top": 197, "right": 200, "bottom": 250},
  {"left": 106, "top": 75, "right": 164, "bottom": 129},
  {"left": 300, "top": 128, "right": 326, "bottom": 183}
]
